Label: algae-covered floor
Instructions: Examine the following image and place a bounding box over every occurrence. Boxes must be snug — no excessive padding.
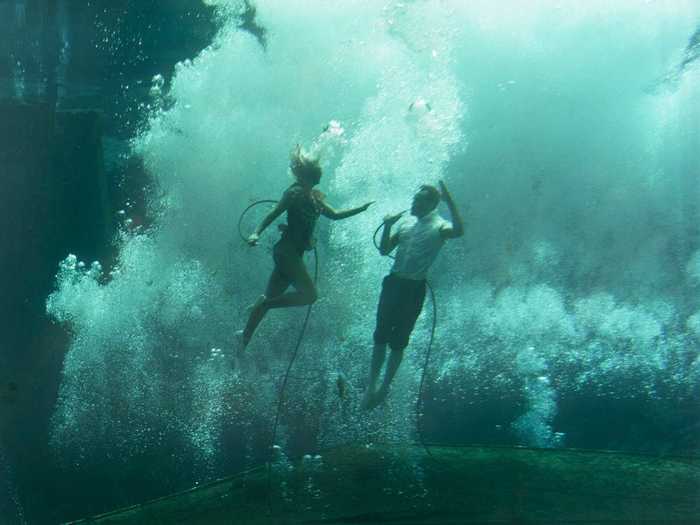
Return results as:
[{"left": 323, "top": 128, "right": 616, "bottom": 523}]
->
[{"left": 67, "top": 444, "right": 700, "bottom": 524}]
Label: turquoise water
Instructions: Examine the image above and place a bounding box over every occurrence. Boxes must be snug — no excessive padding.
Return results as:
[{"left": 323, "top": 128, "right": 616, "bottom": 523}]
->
[{"left": 2, "top": 1, "right": 699, "bottom": 522}]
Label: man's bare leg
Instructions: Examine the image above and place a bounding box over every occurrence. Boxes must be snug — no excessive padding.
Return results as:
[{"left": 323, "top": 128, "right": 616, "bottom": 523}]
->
[
  {"left": 362, "top": 343, "right": 387, "bottom": 409},
  {"left": 368, "top": 343, "right": 387, "bottom": 392},
  {"left": 374, "top": 347, "right": 404, "bottom": 403}
]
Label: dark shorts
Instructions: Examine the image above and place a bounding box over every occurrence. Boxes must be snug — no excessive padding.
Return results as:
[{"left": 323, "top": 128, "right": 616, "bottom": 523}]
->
[{"left": 373, "top": 273, "right": 426, "bottom": 351}]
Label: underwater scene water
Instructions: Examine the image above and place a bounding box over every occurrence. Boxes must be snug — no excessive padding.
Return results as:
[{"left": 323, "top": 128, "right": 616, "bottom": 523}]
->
[{"left": 1, "top": 0, "right": 699, "bottom": 523}]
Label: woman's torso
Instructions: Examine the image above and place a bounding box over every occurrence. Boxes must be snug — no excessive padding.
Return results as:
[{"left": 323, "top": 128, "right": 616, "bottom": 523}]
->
[{"left": 280, "top": 183, "right": 322, "bottom": 253}]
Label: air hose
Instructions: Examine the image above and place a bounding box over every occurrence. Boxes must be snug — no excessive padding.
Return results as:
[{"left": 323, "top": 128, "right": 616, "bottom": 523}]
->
[
  {"left": 237, "top": 199, "right": 319, "bottom": 506},
  {"left": 373, "top": 218, "right": 438, "bottom": 461},
  {"left": 238, "top": 202, "right": 439, "bottom": 508},
  {"left": 237, "top": 199, "right": 280, "bottom": 242}
]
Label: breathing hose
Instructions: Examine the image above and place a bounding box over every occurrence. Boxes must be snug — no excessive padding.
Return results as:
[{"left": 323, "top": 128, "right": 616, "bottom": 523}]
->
[
  {"left": 237, "top": 199, "right": 319, "bottom": 509},
  {"left": 238, "top": 201, "right": 439, "bottom": 510}
]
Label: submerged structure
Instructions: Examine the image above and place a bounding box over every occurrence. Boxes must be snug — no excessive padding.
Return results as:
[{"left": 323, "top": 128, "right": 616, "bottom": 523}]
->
[{"left": 68, "top": 444, "right": 700, "bottom": 524}]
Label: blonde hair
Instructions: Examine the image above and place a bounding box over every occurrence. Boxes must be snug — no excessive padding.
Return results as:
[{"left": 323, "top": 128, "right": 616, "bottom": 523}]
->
[{"left": 289, "top": 144, "right": 322, "bottom": 183}]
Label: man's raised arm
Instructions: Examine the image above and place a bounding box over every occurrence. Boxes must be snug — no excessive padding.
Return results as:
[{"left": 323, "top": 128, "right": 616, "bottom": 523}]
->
[{"left": 438, "top": 180, "right": 464, "bottom": 239}]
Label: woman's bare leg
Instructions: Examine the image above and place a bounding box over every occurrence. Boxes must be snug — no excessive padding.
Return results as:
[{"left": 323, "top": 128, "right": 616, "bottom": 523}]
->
[
  {"left": 262, "top": 252, "right": 317, "bottom": 309},
  {"left": 242, "top": 268, "right": 290, "bottom": 347}
]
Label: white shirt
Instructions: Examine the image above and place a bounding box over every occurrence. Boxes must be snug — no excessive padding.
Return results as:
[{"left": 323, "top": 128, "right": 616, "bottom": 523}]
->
[{"left": 391, "top": 210, "right": 451, "bottom": 280}]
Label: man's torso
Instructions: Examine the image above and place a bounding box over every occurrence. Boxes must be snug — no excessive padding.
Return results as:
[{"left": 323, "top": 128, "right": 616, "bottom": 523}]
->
[{"left": 391, "top": 211, "right": 450, "bottom": 280}]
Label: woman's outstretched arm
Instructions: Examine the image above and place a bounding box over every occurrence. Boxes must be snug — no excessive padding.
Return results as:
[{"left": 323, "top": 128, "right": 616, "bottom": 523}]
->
[{"left": 320, "top": 200, "right": 374, "bottom": 220}]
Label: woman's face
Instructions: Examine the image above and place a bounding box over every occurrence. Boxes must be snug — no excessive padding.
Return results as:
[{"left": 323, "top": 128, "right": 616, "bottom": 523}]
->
[{"left": 308, "top": 169, "right": 322, "bottom": 186}]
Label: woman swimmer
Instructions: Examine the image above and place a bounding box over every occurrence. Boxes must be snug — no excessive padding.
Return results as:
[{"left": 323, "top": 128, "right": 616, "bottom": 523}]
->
[{"left": 239, "top": 146, "right": 373, "bottom": 349}]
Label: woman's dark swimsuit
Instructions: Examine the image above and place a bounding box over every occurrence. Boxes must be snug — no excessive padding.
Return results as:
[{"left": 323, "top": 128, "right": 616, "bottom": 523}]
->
[{"left": 272, "top": 183, "right": 322, "bottom": 282}]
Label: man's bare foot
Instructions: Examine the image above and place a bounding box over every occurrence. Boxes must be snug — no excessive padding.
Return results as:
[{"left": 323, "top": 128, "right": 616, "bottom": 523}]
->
[
  {"left": 234, "top": 329, "right": 248, "bottom": 351},
  {"left": 377, "top": 384, "right": 389, "bottom": 401},
  {"left": 364, "top": 384, "right": 389, "bottom": 410},
  {"left": 361, "top": 388, "right": 377, "bottom": 410},
  {"left": 361, "top": 391, "right": 371, "bottom": 410}
]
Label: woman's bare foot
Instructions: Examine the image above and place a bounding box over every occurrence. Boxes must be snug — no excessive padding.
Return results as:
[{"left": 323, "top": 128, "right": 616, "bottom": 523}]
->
[
  {"left": 240, "top": 295, "right": 268, "bottom": 348},
  {"left": 247, "top": 294, "right": 267, "bottom": 314}
]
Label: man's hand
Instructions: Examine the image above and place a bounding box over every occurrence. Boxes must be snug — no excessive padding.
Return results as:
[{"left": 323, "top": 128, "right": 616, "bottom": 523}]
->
[
  {"left": 247, "top": 232, "right": 260, "bottom": 246},
  {"left": 360, "top": 201, "right": 375, "bottom": 212},
  {"left": 438, "top": 180, "right": 451, "bottom": 201},
  {"left": 437, "top": 179, "right": 464, "bottom": 238},
  {"left": 383, "top": 211, "right": 404, "bottom": 226}
]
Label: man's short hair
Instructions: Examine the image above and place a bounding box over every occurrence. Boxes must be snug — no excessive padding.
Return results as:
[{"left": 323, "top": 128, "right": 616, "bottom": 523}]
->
[{"left": 419, "top": 184, "right": 441, "bottom": 210}]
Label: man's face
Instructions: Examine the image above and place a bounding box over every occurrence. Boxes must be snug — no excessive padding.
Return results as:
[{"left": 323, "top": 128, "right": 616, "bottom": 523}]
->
[{"left": 411, "top": 189, "right": 435, "bottom": 217}]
